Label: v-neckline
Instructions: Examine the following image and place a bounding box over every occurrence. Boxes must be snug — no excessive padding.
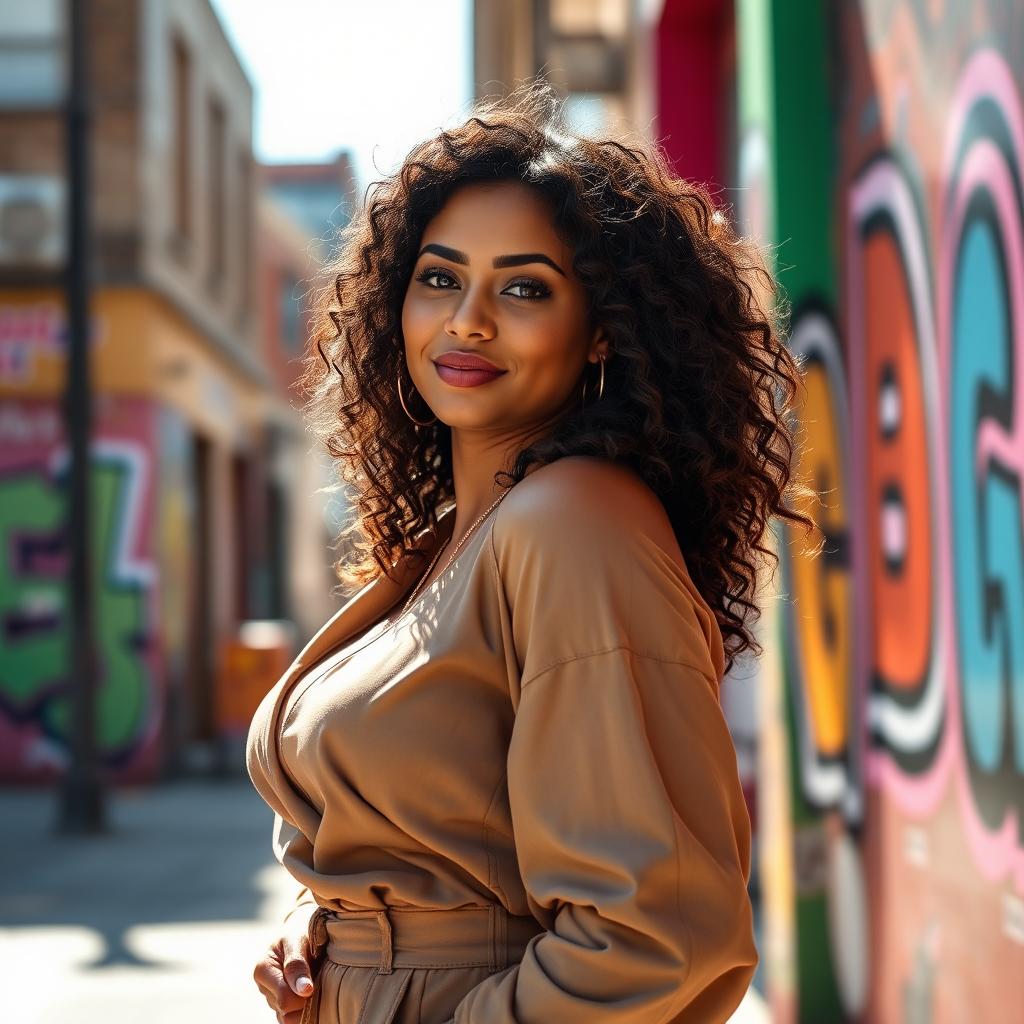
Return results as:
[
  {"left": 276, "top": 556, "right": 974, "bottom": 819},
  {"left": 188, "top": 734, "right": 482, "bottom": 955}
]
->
[
  {"left": 281, "top": 506, "right": 457, "bottom": 675},
  {"left": 275, "top": 509, "right": 495, "bottom": 741},
  {"left": 364, "top": 506, "right": 496, "bottom": 637}
]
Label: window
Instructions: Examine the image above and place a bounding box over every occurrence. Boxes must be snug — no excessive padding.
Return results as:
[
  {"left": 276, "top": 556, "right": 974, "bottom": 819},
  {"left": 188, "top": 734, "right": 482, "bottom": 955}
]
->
[
  {"left": 279, "top": 274, "right": 302, "bottom": 351},
  {"left": 265, "top": 179, "right": 349, "bottom": 240},
  {"left": 171, "top": 36, "right": 191, "bottom": 241},
  {"left": 549, "top": 0, "right": 626, "bottom": 36},
  {"left": 237, "top": 147, "right": 252, "bottom": 318},
  {"left": 207, "top": 96, "right": 226, "bottom": 288},
  {"left": 0, "top": 0, "right": 65, "bottom": 108}
]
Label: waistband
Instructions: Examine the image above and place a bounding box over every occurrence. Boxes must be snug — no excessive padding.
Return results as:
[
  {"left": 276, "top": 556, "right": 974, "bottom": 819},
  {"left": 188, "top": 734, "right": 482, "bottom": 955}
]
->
[{"left": 306, "top": 902, "right": 546, "bottom": 974}]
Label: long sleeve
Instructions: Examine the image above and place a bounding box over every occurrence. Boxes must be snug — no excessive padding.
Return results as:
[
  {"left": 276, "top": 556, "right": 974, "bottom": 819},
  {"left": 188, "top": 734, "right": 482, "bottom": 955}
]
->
[{"left": 445, "top": 459, "right": 758, "bottom": 1023}]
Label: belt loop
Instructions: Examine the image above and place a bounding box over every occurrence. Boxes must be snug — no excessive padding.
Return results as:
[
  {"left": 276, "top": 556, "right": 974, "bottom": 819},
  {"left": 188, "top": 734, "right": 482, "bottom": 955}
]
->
[
  {"left": 488, "top": 903, "right": 508, "bottom": 973},
  {"left": 308, "top": 906, "right": 331, "bottom": 961},
  {"left": 376, "top": 908, "right": 394, "bottom": 974},
  {"left": 299, "top": 908, "right": 330, "bottom": 1024}
]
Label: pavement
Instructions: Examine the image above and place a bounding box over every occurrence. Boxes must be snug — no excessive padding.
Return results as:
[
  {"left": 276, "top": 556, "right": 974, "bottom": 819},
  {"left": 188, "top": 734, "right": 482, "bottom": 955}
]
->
[{"left": 0, "top": 778, "right": 771, "bottom": 1023}]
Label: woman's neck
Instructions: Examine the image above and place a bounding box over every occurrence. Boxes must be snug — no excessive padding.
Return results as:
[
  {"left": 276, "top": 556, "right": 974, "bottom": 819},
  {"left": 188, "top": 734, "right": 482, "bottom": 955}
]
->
[{"left": 447, "top": 422, "right": 551, "bottom": 536}]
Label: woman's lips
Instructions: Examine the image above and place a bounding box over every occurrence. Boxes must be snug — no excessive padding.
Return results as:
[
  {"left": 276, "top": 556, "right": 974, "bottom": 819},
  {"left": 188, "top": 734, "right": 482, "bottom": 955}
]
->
[{"left": 433, "top": 362, "right": 508, "bottom": 388}]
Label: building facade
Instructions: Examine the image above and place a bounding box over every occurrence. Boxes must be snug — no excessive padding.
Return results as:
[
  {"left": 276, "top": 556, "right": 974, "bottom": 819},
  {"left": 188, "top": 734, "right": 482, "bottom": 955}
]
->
[
  {"left": 0, "top": 0, "right": 330, "bottom": 783},
  {"left": 473, "top": 0, "right": 658, "bottom": 143},
  {"left": 255, "top": 185, "right": 344, "bottom": 638}
]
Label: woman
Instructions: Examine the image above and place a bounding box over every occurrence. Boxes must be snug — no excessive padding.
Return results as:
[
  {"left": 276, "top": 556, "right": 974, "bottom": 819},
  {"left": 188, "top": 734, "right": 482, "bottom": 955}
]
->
[{"left": 247, "top": 80, "right": 814, "bottom": 1024}]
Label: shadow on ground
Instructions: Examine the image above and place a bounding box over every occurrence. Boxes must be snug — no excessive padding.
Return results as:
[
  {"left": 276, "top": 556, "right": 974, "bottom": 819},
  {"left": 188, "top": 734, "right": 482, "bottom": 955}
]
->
[{"left": 0, "top": 777, "right": 276, "bottom": 970}]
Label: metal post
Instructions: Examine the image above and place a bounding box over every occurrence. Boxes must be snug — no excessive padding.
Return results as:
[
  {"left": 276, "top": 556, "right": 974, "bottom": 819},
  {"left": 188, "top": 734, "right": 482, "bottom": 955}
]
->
[{"left": 57, "top": 0, "right": 106, "bottom": 833}]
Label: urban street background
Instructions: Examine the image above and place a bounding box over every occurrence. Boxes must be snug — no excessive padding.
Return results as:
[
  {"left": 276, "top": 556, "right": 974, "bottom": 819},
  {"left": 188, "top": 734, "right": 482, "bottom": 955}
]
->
[{"left": 1, "top": 1, "right": 1022, "bottom": 1022}]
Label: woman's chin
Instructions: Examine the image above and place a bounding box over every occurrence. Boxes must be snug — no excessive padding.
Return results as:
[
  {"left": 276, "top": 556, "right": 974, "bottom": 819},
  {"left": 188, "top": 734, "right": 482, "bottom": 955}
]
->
[
  {"left": 419, "top": 397, "right": 516, "bottom": 433},
  {"left": 433, "top": 410, "right": 507, "bottom": 432}
]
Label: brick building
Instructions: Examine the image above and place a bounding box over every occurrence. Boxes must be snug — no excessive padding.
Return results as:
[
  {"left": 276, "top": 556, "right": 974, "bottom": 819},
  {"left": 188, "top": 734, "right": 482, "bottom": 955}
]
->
[{"left": 0, "top": 0, "right": 334, "bottom": 782}]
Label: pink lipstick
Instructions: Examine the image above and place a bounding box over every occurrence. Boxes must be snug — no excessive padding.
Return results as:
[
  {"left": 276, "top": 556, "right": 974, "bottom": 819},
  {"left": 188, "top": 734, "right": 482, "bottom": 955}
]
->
[{"left": 432, "top": 351, "right": 507, "bottom": 388}]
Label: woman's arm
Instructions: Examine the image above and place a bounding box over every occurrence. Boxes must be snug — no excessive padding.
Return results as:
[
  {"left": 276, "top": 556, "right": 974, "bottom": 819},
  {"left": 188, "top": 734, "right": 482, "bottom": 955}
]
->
[{"left": 443, "top": 459, "right": 758, "bottom": 1023}]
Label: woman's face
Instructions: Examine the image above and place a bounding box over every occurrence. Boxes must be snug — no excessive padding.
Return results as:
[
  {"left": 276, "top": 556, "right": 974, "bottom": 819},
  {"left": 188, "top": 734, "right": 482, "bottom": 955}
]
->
[{"left": 401, "top": 179, "right": 606, "bottom": 436}]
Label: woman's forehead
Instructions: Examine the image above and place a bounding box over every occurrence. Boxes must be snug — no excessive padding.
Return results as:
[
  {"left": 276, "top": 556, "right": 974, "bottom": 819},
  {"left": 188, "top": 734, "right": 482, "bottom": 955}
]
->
[
  {"left": 432, "top": 181, "right": 552, "bottom": 224},
  {"left": 421, "top": 183, "right": 569, "bottom": 256}
]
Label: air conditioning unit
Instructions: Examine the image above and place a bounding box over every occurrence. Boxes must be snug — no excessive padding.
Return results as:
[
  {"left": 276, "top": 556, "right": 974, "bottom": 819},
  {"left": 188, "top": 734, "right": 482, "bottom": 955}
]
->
[{"left": 0, "top": 174, "right": 64, "bottom": 268}]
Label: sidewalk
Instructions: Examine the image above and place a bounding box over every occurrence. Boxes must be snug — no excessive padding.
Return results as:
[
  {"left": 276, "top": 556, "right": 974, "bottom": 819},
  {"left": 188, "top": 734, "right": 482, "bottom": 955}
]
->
[{"left": 0, "top": 780, "right": 770, "bottom": 1023}]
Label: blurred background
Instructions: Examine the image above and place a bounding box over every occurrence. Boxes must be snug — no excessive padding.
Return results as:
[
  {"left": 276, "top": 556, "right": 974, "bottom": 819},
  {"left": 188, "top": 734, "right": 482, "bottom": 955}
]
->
[{"left": 0, "top": 1, "right": 1021, "bottom": 1022}]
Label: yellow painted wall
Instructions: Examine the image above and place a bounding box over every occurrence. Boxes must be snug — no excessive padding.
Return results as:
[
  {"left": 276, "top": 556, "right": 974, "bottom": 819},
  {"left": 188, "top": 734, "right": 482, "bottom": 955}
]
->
[{"left": 0, "top": 287, "right": 268, "bottom": 446}]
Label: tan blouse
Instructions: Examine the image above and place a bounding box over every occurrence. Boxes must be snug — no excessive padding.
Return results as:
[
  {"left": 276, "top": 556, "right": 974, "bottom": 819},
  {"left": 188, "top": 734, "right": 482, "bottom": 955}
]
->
[{"left": 246, "top": 455, "right": 758, "bottom": 1022}]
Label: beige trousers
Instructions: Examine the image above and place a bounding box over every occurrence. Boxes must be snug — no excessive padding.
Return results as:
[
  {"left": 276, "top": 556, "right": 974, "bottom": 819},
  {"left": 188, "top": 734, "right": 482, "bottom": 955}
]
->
[{"left": 298, "top": 904, "right": 545, "bottom": 1024}]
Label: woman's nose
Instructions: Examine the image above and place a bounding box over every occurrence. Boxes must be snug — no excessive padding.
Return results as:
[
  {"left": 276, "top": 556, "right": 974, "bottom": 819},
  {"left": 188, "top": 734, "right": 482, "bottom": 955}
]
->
[{"left": 445, "top": 287, "right": 496, "bottom": 340}]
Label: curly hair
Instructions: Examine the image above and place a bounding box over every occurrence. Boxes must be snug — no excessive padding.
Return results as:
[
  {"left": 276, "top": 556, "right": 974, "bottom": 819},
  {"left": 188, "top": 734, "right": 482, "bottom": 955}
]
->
[{"left": 300, "top": 78, "right": 819, "bottom": 675}]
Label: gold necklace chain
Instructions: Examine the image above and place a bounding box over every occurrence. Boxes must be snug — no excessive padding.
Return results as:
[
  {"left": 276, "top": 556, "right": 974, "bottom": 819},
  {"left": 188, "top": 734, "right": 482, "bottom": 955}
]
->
[{"left": 400, "top": 486, "right": 514, "bottom": 618}]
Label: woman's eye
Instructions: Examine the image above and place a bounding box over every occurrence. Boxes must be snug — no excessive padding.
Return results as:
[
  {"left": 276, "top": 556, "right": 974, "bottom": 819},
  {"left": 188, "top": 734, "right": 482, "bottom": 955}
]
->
[
  {"left": 415, "top": 267, "right": 458, "bottom": 289},
  {"left": 502, "top": 279, "right": 551, "bottom": 301},
  {"left": 413, "top": 267, "right": 550, "bottom": 301}
]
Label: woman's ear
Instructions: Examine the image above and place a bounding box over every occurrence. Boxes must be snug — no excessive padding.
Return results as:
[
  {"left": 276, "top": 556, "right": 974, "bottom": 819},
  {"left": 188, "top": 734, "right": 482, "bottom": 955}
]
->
[{"left": 588, "top": 329, "right": 609, "bottom": 364}]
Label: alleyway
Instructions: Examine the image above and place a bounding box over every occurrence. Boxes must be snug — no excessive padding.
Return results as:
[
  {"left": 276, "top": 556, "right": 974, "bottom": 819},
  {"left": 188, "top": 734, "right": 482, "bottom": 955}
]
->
[{"left": 0, "top": 780, "right": 770, "bottom": 1023}]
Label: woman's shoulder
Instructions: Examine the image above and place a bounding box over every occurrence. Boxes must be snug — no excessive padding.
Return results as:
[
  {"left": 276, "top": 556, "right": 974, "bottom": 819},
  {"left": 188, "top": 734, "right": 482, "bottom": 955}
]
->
[
  {"left": 490, "top": 455, "right": 725, "bottom": 684},
  {"left": 494, "top": 455, "right": 678, "bottom": 554}
]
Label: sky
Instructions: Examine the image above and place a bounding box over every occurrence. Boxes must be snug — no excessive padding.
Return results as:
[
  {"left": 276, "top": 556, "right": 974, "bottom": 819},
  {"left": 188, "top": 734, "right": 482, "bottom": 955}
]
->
[{"left": 209, "top": 0, "right": 474, "bottom": 193}]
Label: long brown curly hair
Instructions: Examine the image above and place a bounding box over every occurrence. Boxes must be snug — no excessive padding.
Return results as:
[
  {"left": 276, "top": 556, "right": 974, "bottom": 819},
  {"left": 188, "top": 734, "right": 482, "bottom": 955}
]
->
[{"left": 301, "top": 79, "right": 819, "bottom": 675}]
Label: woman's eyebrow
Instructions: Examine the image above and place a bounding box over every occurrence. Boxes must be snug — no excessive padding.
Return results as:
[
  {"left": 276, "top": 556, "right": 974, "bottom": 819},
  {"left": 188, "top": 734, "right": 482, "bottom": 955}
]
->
[{"left": 417, "top": 242, "right": 567, "bottom": 278}]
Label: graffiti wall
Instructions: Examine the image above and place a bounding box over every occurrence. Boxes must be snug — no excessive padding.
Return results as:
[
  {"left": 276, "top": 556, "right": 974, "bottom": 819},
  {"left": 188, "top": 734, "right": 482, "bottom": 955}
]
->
[
  {"left": 0, "top": 397, "right": 164, "bottom": 782},
  {"left": 738, "top": 0, "right": 1024, "bottom": 1019},
  {"left": 0, "top": 288, "right": 311, "bottom": 783}
]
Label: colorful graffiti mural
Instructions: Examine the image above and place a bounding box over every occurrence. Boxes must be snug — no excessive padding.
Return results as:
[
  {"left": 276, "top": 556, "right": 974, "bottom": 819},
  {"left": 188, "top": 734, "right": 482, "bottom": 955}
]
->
[
  {"left": 0, "top": 398, "right": 162, "bottom": 782},
  {"left": 741, "top": 0, "right": 1024, "bottom": 1020},
  {"left": 741, "top": 0, "right": 1024, "bottom": 1015}
]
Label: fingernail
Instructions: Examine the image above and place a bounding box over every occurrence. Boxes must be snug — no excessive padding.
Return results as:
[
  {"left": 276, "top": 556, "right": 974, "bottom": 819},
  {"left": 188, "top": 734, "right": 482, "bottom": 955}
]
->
[{"left": 296, "top": 976, "right": 313, "bottom": 994}]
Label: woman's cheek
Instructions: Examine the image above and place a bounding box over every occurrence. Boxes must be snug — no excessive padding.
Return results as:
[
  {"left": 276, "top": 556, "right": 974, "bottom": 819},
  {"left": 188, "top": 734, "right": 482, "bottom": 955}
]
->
[
  {"left": 402, "top": 301, "right": 434, "bottom": 346},
  {"left": 522, "top": 329, "right": 576, "bottom": 375}
]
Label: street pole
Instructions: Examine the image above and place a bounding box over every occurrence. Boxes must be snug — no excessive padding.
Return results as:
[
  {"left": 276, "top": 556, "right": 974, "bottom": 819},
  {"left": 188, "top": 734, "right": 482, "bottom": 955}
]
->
[{"left": 58, "top": 0, "right": 106, "bottom": 833}]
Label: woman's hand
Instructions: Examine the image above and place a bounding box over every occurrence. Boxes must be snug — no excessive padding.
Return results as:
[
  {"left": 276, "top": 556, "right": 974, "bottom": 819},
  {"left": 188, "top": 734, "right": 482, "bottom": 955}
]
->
[{"left": 253, "top": 906, "right": 318, "bottom": 1023}]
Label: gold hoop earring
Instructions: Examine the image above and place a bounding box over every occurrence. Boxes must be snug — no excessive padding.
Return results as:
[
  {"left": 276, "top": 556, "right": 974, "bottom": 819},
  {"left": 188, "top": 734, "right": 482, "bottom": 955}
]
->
[
  {"left": 397, "top": 365, "right": 437, "bottom": 426},
  {"left": 580, "top": 353, "right": 606, "bottom": 406}
]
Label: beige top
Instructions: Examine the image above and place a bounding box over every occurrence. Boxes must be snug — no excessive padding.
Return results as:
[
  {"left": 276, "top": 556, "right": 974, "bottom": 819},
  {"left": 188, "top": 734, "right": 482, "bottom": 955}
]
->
[{"left": 246, "top": 456, "right": 758, "bottom": 1022}]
